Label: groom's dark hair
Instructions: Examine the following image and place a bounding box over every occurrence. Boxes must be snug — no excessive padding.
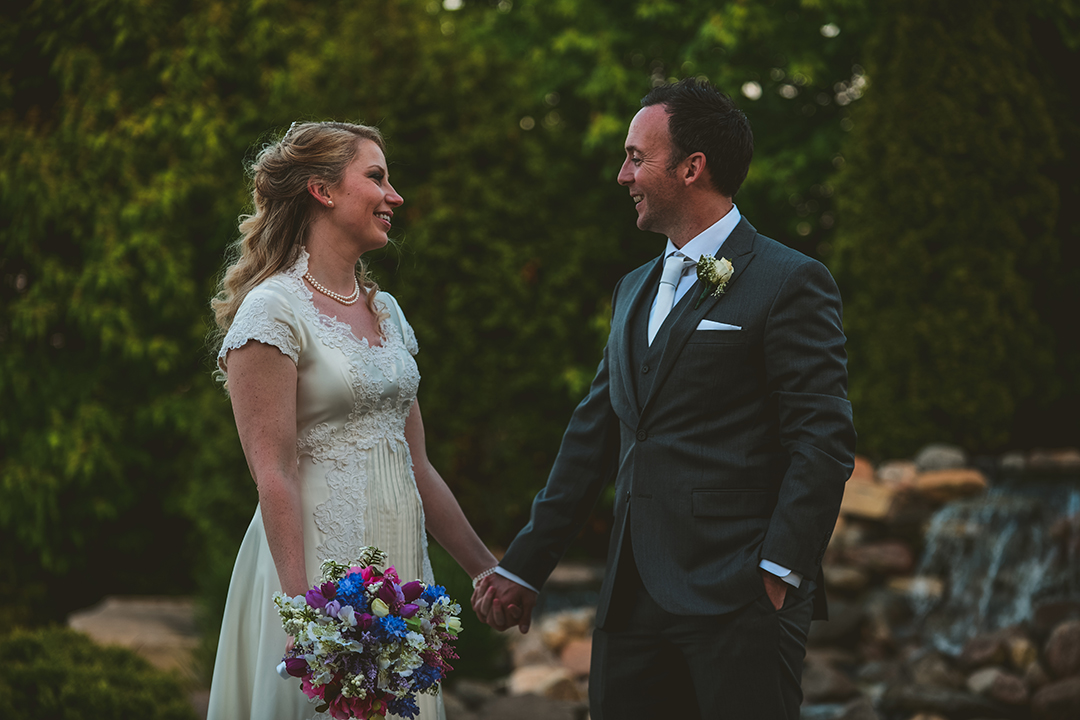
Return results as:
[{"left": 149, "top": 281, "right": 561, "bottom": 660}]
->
[{"left": 642, "top": 78, "right": 753, "bottom": 198}]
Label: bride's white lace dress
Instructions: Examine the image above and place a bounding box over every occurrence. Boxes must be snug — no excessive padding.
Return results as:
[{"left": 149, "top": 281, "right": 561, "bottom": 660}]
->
[{"left": 206, "top": 250, "right": 444, "bottom": 720}]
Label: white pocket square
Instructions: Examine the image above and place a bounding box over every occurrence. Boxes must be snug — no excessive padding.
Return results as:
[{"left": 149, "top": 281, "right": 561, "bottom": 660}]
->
[{"left": 697, "top": 320, "right": 742, "bottom": 331}]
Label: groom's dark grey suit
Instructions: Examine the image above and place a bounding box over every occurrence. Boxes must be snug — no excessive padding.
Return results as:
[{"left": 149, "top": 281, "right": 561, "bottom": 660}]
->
[{"left": 499, "top": 215, "right": 856, "bottom": 716}]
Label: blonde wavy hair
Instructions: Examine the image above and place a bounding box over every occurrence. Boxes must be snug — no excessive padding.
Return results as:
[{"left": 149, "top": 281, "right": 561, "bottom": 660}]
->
[{"left": 211, "top": 121, "right": 390, "bottom": 356}]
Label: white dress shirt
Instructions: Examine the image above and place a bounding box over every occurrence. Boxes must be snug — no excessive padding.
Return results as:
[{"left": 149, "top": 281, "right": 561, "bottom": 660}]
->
[{"left": 496, "top": 205, "right": 801, "bottom": 594}]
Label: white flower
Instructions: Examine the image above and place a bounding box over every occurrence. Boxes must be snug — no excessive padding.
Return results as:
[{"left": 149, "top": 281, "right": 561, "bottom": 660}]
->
[
  {"left": 338, "top": 604, "right": 357, "bottom": 627},
  {"left": 695, "top": 255, "right": 734, "bottom": 307}
]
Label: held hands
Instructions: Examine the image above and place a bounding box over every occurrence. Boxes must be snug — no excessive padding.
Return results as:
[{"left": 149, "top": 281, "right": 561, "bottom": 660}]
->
[{"left": 471, "top": 573, "right": 538, "bottom": 633}]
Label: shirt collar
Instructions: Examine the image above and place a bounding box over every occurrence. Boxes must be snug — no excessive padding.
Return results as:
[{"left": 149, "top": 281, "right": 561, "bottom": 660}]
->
[{"left": 663, "top": 205, "right": 742, "bottom": 262}]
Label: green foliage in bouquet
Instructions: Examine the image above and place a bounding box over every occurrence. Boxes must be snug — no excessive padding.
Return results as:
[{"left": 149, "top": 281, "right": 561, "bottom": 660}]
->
[{"left": 0, "top": 626, "right": 197, "bottom": 720}]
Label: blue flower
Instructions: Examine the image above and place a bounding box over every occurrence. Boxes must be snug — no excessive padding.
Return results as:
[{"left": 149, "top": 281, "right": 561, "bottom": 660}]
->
[
  {"left": 336, "top": 573, "right": 369, "bottom": 611},
  {"left": 387, "top": 695, "right": 420, "bottom": 719},
  {"left": 412, "top": 663, "right": 442, "bottom": 691},
  {"left": 376, "top": 615, "right": 408, "bottom": 641},
  {"left": 420, "top": 585, "right": 447, "bottom": 605}
]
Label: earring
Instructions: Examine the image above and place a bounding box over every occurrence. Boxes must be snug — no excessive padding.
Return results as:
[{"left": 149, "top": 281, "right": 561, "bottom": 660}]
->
[{"left": 327, "top": 200, "right": 334, "bottom": 207}]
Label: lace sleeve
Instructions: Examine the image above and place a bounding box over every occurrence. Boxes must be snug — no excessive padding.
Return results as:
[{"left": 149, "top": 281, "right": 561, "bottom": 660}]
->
[
  {"left": 379, "top": 292, "right": 419, "bottom": 356},
  {"left": 218, "top": 285, "right": 301, "bottom": 373}
]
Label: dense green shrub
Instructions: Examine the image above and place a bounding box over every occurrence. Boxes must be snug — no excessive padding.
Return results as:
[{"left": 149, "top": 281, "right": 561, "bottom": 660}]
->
[
  {"left": 830, "top": 0, "right": 1076, "bottom": 457},
  {"left": 0, "top": 626, "right": 197, "bottom": 720}
]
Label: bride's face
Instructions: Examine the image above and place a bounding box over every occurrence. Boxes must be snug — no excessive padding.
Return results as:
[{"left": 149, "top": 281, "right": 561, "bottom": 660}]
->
[{"left": 330, "top": 140, "right": 404, "bottom": 253}]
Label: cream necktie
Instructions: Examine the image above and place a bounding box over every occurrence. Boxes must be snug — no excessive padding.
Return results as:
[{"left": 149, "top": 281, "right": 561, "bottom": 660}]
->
[{"left": 648, "top": 253, "right": 696, "bottom": 346}]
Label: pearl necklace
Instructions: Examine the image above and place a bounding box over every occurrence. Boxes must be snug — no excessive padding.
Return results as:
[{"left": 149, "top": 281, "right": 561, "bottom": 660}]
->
[{"left": 304, "top": 271, "right": 361, "bottom": 305}]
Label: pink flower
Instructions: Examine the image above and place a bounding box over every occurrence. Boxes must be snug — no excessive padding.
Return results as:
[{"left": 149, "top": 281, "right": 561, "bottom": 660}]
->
[{"left": 300, "top": 676, "right": 324, "bottom": 700}]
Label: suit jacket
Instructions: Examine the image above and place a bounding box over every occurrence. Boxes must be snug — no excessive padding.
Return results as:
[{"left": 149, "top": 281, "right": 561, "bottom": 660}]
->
[{"left": 500, "top": 217, "right": 856, "bottom": 626}]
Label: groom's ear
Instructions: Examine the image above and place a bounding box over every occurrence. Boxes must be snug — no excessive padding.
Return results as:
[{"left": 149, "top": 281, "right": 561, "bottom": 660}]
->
[{"left": 681, "top": 152, "right": 709, "bottom": 187}]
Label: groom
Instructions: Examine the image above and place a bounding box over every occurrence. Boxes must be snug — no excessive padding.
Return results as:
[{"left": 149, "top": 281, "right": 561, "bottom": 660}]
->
[{"left": 474, "top": 78, "right": 856, "bottom": 719}]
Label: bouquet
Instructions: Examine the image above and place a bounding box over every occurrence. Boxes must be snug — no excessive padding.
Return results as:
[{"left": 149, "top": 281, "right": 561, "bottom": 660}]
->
[{"left": 274, "top": 547, "right": 461, "bottom": 719}]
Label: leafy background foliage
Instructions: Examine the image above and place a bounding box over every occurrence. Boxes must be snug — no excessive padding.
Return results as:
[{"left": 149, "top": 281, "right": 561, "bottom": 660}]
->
[{"left": 2, "top": 0, "right": 1076, "bottom": 676}]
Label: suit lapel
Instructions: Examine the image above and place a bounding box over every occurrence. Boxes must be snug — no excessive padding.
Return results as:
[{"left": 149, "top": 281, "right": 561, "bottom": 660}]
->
[
  {"left": 611, "top": 256, "right": 663, "bottom": 424},
  {"left": 640, "top": 218, "right": 759, "bottom": 419}
]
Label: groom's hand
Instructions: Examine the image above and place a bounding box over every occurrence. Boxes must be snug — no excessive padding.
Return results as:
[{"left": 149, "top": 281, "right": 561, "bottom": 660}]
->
[
  {"left": 760, "top": 569, "right": 789, "bottom": 611},
  {"left": 472, "top": 574, "right": 537, "bottom": 633}
]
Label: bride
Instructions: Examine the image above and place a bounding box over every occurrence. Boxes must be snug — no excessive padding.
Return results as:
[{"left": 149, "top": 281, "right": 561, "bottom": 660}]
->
[{"left": 206, "top": 121, "right": 498, "bottom": 720}]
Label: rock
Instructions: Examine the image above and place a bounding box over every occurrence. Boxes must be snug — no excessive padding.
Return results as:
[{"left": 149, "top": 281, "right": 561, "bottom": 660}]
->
[
  {"left": 475, "top": 694, "right": 586, "bottom": 720},
  {"left": 1033, "top": 600, "right": 1080, "bottom": 634},
  {"left": 844, "top": 540, "right": 915, "bottom": 575},
  {"left": 989, "top": 672, "right": 1030, "bottom": 706},
  {"left": 67, "top": 596, "right": 199, "bottom": 680},
  {"left": 450, "top": 679, "right": 499, "bottom": 711},
  {"left": 877, "top": 460, "right": 918, "bottom": 488},
  {"left": 967, "top": 667, "right": 1029, "bottom": 705},
  {"left": 1031, "top": 676, "right": 1080, "bottom": 720},
  {"left": 888, "top": 575, "right": 944, "bottom": 604},
  {"left": 1049, "top": 512, "right": 1080, "bottom": 557},
  {"left": 850, "top": 455, "right": 876, "bottom": 482},
  {"left": 443, "top": 691, "right": 478, "bottom": 720},
  {"left": 511, "top": 627, "right": 559, "bottom": 668},
  {"left": 911, "top": 469, "right": 988, "bottom": 504},
  {"left": 840, "top": 480, "right": 897, "bottom": 521},
  {"left": 914, "top": 444, "right": 968, "bottom": 472},
  {"left": 823, "top": 565, "right": 871, "bottom": 594},
  {"left": 538, "top": 608, "right": 594, "bottom": 652},
  {"left": 559, "top": 638, "right": 592, "bottom": 678},
  {"left": 909, "top": 651, "right": 966, "bottom": 690},
  {"left": 861, "top": 587, "right": 913, "bottom": 652},
  {"left": 1028, "top": 448, "right": 1080, "bottom": 473},
  {"left": 801, "top": 659, "right": 858, "bottom": 702},
  {"left": 856, "top": 659, "right": 904, "bottom": 685},
  {"left": 999, "top": 452, "right": 1026, "bottom": 473},
  {"left": 1026, "top": 661, "right": 1051, "bottom": 691},
  {"left": 837, "top": 695, "right": 880, "bottom": 720},
  {"left": 508, "top": 665, "right": 583, "bottom": 702},
  {"left": 1006, "top": 634, "right": 1038, "bottom": 673},
  {"left": 1044, "top": 620, "right": 1080, "bottom": 679},
  {"left": 880, "top": 684, "right": 1009, "bottom": 719},
  {"left": 808, "top": 598, "right": 864, "bottom": 646},
  {"left": 966, "top": 666, "right": 1001, "bottom": 695},
  {"left": 960, "top": 633, "right": 1008, "bottom": 669}
]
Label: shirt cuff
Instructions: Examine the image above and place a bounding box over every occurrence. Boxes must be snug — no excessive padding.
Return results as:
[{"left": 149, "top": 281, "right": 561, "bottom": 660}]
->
[
  {"left": 494, "top": 566, "right": 539, "bottom": 594},
  {"left": 759, "top": 560, "right": 802, "bottom": 588}
]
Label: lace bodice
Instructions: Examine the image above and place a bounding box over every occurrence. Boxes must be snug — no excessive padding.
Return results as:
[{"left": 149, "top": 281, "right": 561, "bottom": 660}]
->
[{"left": 218, "top": 249, "right": 428, "bottom": 568}]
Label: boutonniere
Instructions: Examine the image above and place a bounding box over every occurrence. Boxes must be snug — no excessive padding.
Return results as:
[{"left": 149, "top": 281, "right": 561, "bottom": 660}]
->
[{"left": 695, "top": 254, "right": 734, "bottom": 308}]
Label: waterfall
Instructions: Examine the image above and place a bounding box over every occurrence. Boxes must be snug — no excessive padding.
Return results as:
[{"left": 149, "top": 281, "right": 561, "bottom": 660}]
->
[{"left": 912, "top": 483, "right": 1080, "bottom": 655}]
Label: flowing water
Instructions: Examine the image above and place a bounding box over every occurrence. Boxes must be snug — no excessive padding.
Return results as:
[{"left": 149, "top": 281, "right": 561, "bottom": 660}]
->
[{"left": 912, "top": 482, "right": 1080, "bottom": 654}]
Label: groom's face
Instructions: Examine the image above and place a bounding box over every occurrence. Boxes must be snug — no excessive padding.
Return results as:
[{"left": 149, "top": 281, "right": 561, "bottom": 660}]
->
[{"left": 618, "top": 104, "right": 685, "bottom": 238}]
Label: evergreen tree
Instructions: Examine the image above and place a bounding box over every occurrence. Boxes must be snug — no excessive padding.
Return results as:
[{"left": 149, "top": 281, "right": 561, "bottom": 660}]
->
[{"left": 831, "top": 0, "right": 1072, "bottom": 457}]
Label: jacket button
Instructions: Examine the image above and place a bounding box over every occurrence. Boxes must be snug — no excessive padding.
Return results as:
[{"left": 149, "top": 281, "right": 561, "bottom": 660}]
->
[
  {"left": 641, "top": 364, "right": 649, "bottom": 374},
  {"left": 636, "top": 430, "right": 647, "bottom": 441}
]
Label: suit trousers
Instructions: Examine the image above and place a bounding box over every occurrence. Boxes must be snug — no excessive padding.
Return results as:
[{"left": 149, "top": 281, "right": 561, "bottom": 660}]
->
[{"left": 589, "top": 535, "right": 815, "bottom": 719}]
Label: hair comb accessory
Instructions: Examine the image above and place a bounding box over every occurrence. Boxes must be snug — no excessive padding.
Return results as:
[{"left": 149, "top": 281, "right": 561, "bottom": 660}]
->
[{"left": 284, "top": 121, "right": 299, "bottom": 140}]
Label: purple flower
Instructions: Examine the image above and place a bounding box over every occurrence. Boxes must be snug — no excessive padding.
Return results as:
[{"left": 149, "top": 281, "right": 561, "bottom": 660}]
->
[
  {"left": 284, "top": 657, "right": 309, "bottom": 678},
  {"left": 305, "top": 586, "right": 329, "bottom": 610},
  {"left": 401, "top": 581, "right": 424, "bottom": 602},
  {"left": 324, "top": 600, "right": 342, "bottom": 618},
  {"left": 379, "top": 579, "right": 405, "bottom": 608}
]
